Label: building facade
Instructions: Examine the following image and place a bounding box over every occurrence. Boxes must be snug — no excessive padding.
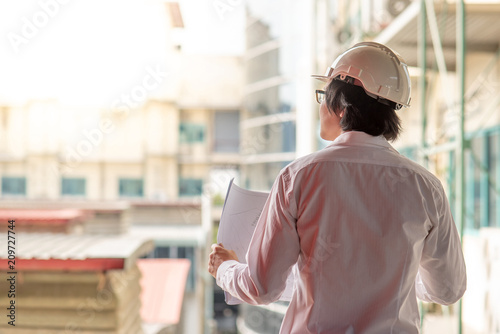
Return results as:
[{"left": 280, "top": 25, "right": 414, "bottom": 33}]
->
[
  {"left": 0, "top": 3, "right": 243, "bottom": 333},
  {"left": 240, "top": 1, "right": 319, "bottom": 191}
]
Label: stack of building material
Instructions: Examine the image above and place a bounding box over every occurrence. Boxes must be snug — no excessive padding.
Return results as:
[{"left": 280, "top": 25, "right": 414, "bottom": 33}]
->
[
  {"left": 0, "top": 233, "right": 154, "bottom": 333},
  {"left": 481, "top": 227, "right": 500, "bottom": 333}
]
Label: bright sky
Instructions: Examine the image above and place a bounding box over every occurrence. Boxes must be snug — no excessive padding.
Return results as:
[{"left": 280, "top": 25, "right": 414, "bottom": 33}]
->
[{"left": 0, "top": 0, "right": 245, "bottom": 106}]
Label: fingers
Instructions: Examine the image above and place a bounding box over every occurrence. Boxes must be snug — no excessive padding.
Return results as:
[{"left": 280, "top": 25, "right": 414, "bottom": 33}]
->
[
  {"left": 211, "top": 243, "right": 225, "bottom": 251},
  {"left": 208, "top": 245, "right": 220, "bottom": 278},
  {"left": 211, "top": 245, "right": 237, "bottom": 261},
  {"left": 208, "top": 243, "right": 238, "bottom": 278},
  {"left": 208, "top": 252, "right": 216, "bottom": 277}
]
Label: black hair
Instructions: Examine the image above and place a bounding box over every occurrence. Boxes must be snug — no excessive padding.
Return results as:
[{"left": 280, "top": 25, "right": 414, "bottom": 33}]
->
[{"left": 325, "top": 79, "right": 402, "bottom": 142}]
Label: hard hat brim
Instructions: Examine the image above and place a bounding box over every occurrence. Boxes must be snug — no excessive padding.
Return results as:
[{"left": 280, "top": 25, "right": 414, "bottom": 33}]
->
[{"left": 311, "top": 74, "right": 330, "bottom": 82}]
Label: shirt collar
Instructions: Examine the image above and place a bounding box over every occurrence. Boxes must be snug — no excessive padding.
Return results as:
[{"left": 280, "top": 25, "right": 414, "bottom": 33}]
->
[{"left": 326, "top": 131, "right": 395, "bottom": 150}]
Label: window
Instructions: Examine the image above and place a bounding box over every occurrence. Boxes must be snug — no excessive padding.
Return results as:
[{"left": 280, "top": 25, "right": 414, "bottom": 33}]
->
[
  {"left": 488, "top": 134, "right": 499, "bottom": 227},
  {"left": 61, "top": 178, "right": 86, "bottom": 196},
  {"left": 282, "top": 120, "right": 296, "bottom": 152},
  {"left": 242, "top": 121, "right": 296, "bottom": 155},
  {"left": 147, "top": 246, "right": 196, "bottom": 292},
  {"left": 177, "top": 246, "right": 196, "bottom": 290},
  {"left": 214, "top": 111, "right": 240, "bottom": 153},
  {"left": 447, "top": 128, "right": 500, "bottom": 232},
  {"left": 119, "top": 178, "right": 143, "bottom": 197},
  {"left": 179, "top": 178, "right": 203, "bottom": 197},
  {"left": 179, "top": 123, "right": 205, "bottom": 143},
  {"left": 465, "top": 133, "right": 500, "bottom": 230},
  {"left": 2, "top": 177, "right": 26, "bottom": 196},
  {"left": 399, "top": 146, "right": 418, "bottom": 161}
]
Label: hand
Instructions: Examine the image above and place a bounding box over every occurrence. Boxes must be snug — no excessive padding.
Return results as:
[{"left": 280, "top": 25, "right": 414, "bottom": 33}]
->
[{"left": 208, "top": 243, "right": 239, "bottom": 279}]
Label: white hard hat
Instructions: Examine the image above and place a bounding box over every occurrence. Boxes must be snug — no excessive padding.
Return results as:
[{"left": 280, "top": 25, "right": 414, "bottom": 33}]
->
[{"left": 312, "top": 42, "right": 411, "bottom": 109}]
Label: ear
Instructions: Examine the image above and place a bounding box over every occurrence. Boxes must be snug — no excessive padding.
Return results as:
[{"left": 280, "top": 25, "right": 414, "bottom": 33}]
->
[{"left": 339, "top": 109, "right": 345, "bottom": 118}]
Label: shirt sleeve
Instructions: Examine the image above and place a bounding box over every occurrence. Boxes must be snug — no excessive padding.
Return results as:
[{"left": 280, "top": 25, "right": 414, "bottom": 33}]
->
[
  {"left": 416, "top": 185, "right": 467, "bottom": 305},
  {"left": 216, "top": 170, "right": 300, "bottom": 305}
]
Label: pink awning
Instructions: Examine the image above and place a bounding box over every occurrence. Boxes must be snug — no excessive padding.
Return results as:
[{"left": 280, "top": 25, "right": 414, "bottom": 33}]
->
[
  {"left": 0, "top": 209, "right": 89, "bottom": 224},
  {"left": 137, "top": 258, "right": 191, "bottom": 325}
]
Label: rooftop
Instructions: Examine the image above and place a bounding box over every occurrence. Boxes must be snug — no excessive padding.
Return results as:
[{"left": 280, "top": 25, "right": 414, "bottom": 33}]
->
[{"left": 0, "top": 232, "right": 154, "bottom": 271}]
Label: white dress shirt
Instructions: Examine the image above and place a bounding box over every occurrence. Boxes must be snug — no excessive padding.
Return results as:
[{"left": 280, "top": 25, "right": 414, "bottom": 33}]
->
[{"left": 217, "top": 131, "right": 466, "bottom": 333}]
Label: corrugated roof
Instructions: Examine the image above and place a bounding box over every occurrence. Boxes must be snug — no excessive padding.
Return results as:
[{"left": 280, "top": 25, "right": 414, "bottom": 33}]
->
[
  {"left": 0, "top": 233, "right": 154, "bottom": 271},
  {"left": 137, "top": 259, "right": 191, "bottom": 325}
]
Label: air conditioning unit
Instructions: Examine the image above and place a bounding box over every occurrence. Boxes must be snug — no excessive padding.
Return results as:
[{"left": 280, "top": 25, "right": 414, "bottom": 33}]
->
[{"left": 387, "top": 0, "right": 411, "bottom": 17}]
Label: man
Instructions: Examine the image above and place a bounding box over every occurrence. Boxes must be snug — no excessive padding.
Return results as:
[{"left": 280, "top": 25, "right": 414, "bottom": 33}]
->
[{"left": 208, "top": 42, "right": 466, "bottom": 333}]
